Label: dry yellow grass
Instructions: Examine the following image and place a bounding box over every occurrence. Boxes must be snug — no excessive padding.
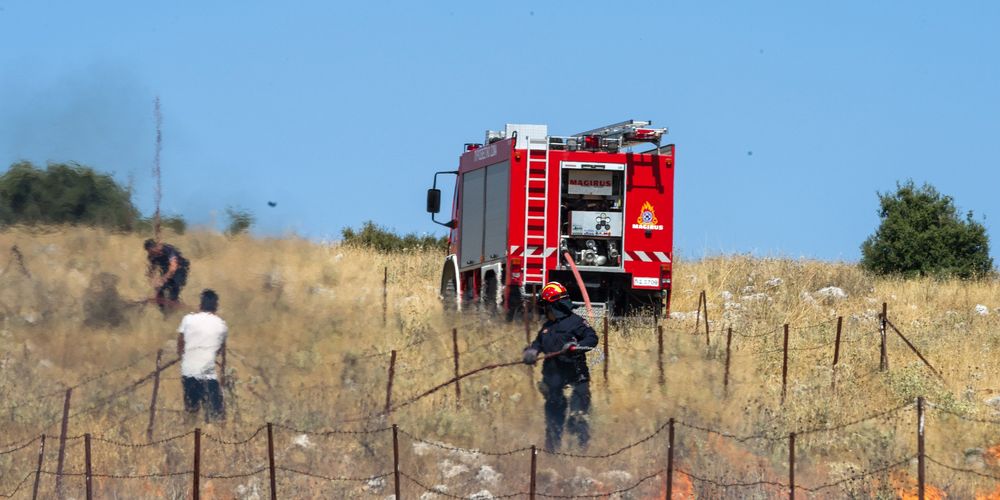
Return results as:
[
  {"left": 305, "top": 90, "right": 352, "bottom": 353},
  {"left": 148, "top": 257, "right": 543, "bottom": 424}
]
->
[{"left": 0, "top": 226, "right": 998, "bottom": 498}]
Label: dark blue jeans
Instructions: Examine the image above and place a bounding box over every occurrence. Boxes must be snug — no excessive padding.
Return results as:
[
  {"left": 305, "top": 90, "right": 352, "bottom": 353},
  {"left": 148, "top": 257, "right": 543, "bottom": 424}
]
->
[{"left": 182, "top": 376, "right": 225, "bottom": 422}]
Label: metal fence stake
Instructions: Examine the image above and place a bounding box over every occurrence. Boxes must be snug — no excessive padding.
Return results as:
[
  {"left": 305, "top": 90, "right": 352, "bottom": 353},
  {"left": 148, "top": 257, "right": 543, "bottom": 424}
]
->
[
  {"left": 529, "top": 445, "right": 537, "bottom": 500},
  {"left": 31, "top": 434, "right": 45, "bottom": 500},
  {"left": 781, "top": 324, "right": 789, "bottom": 404},
  {"left": 724, "top": 326, "right": 733, "bottom": 395},
  {"left": 193, "top": 428, "right": 201, "bottom": 500},
  {"left": 657, "top": 325, "right": 665, "bottom": 387},
  {"left": 789, "top": 432, "right": 796, "bottom": 500},
  {"left": 385, "top": 350, "right": 397, "bottom": 415},
  {"left": 55, "top": 388, "right": 72, "bottom": 499},
  {"left": 267, "top": 423, "right": 277, "bottom": 500},
  {"left": 603, "top": 315, "right": 610, "bottom": 385},
  {"left": 918, "top": 397, "right": 925, "bottom": 500},
  {"left": 666, "top": 418, "right": 675, "bottom": 499},
  {"left": 392, "top": 424, "right": 401, "bottom": 500},
  {"left": 382, "top": 266, "right": 388, "bottom": 327},
  {"left": 147, "top": 349, "right": 163, "bottom": 442},
  {"left": 832, "top": 317, "right": 842, "bottom": 390},
  {"left": 84, "top": 433, "right": 92, "bottom": 500},
  {"left": 452, "top": 328, "right": 461, "bottom": 402},
  {"left": 880, "top": 302, "right": 888, "bottom": 371}
]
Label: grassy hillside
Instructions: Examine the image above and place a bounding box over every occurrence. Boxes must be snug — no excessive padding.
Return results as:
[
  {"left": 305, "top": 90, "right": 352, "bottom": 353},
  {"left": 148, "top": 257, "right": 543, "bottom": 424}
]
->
[{"left": 0, "top": 227, "right": 998, "bottom": 499}]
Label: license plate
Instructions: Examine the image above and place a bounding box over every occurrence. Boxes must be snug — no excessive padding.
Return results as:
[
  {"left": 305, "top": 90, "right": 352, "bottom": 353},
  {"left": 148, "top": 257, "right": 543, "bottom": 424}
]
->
[{"left": 633, "top": 277, "right": 659, "bottom": 287}]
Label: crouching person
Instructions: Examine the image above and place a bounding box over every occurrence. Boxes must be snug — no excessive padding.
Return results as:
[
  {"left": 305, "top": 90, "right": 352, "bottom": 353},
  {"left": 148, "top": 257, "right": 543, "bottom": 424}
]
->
[
  {"left": 177, "top": 289, "right": 228, "bottom": 422},
  {"left": 522, "top": 282, "right": 598, "bottom": 452}
]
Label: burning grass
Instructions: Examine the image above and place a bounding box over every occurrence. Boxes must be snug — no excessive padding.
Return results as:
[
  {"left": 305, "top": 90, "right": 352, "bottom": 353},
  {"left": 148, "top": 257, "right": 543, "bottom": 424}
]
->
[{"left": 0, "top": 226, "right": 999, "bottom": 498}]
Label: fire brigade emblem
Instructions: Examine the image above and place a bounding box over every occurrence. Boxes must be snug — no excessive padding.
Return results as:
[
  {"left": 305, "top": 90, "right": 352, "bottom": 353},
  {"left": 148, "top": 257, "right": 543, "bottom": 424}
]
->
[
  {"left": 632, "top": 201, "right": 664, "bottom": 231},
  {"left": 637, "top": 202, "right": 658, "bottom": 225}
]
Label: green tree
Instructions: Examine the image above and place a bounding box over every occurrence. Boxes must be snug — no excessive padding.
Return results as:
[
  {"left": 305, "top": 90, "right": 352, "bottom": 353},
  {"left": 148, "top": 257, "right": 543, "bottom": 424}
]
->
[
  {"left": 0, "top": 161, "right": 140, "bottom": 230},
  {"left": 861, "top": 181, "right": 992, "bottom": 278},
  {"left": 341, "top": 221, "right": 447, "bottom": 253},
  {"left": 225, "top": 206, "right": 255, "bottom": 236}
]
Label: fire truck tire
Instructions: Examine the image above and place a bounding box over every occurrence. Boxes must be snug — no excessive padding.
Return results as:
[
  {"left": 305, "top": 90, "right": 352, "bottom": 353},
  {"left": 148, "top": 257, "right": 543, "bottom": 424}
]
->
[
  {"left": 440, "top": 265, "right": 459, "bottom": 311},
  {"left": 482, "top": 272, "right": 498, "bottom": 314}
]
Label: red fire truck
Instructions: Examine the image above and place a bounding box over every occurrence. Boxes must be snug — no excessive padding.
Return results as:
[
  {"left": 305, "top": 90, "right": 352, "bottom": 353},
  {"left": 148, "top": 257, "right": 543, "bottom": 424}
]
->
[{"left": 426, "top": 120, "right": 675, "bottom": 317}]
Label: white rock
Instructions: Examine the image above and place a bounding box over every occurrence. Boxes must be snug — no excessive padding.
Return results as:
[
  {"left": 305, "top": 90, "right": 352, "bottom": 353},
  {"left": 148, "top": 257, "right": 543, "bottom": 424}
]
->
[
  {"left": 366, "top": 477, "right": 386, "bottom": 491},
  {"left": 412, "top": 441, "right": 432, "bottom": 456},
  {"left": 975, "top": 305, "right": 989, "bottom": 316},
  {"left": 476, "top": 465, "right": 502, "bottom": 485},
  {"left": 598, "top": 470, "right": 633, "bottom": 485},
  {"left": 741, "top": 292, "right": 770, "bottom": 302},
  {"left": 720, "top": 290, "right": 734, "bottom": 301},
  {"left": 815, "top": 287, "right": 848, "bottom": 300},
  {"left": 419, "top": 485, "right": 449, "bottom": 500},
  {"left": 292, "top": 434, "right": 313, "bottom": 448},
  {"left": 439, "top": 459, "right": 468, "bottom": 479},
  {"left": 765, "top": 277, "right": 783, "bottom": 287},
  {"left": 469, "top": 491, "right": 494, "bottom": 500}
]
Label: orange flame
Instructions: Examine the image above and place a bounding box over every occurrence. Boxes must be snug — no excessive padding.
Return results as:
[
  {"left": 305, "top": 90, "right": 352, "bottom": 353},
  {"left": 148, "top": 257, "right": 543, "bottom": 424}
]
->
[{"left": 892, "top": 470, "right": 946, "bottom": 499}]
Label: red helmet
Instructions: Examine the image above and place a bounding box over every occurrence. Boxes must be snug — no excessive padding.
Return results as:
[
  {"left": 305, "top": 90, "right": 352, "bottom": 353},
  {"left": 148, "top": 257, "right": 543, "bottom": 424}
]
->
[{"left": 539, "top": 282, "right": 568, "bottom": 303}]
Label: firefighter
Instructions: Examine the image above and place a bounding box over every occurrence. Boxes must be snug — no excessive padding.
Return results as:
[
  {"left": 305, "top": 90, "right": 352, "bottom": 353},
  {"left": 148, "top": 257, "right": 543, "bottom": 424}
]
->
[
  {"left": 522, "top": 282, "right": 598, "bottom": 452},
  {"left": 144, "top": 238, "right": 190, "bottom": 310}
]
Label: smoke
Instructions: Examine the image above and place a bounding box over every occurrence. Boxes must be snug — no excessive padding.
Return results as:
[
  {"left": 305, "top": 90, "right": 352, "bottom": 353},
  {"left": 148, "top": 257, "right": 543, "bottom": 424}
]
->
[{"left": 0, "top": 61, "right": 154, "bottom": 197}]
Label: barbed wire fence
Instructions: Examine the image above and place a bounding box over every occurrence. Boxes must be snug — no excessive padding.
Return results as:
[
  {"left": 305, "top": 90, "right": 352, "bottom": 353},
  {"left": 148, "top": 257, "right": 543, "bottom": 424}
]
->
[
  {"left": 0, "top": 291, "right": 987, "bottom": 498},
  {"left": 1, "top": 396, "right": 986, "bottom": 498}
]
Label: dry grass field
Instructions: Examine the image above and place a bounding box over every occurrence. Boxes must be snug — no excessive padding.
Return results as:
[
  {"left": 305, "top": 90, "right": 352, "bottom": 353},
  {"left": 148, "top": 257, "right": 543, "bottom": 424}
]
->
[{"left": 1, "top": 226, "right": 999, "bottom": 499}]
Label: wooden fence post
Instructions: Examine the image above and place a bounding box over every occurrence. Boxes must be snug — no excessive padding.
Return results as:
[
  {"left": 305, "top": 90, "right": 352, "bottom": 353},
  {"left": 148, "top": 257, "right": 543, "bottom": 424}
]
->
[
  {"left": 392, "top": 424, "right": 401, "bottom": 500},
  {"left": 31, "top": 434, "right": 45, "bottom": 500},
  {"left": 84, "top": 433, "right": 92, "bottom": 500},
  {"left": 781, "top": 324, "right": 789, "bottom": 404},
  {"left": 918, "top": 397, "right": 925, "bottom": 500},
  {"left": 147, "top": 349, "right": 163, "bottom": 442},
  {"left": 529, "top": 445, "right": 537, "bottom": 500},
  {"left": 385, "top": 350, "right": 397, "bottom": 415},
  {"left": 267, "top": 423, "right": 277, "bottom": 500},
  {"left": 657, "top": 325, "right": 665, "bottom": 387},
  {"left": 789, "top": 432, "right": 796, "bottom": 500},
  {"left": 55, "top": 388, "right": 71, "bottom": 499},
  {"left": 666, "top": 418, "right": 675, "bottom": 499},
  {"left": 193, "top": 428, "right": 201, "bottom": 500},
  {"left": 724, "top": 327, "right": 733, "bottom": 395},
  {"left": 832, "top": 317, "right": 842, "bottom": 390},
  {"left": 452, "top": 328, "right": 461, "bottom": 402},
  {"left": 880, "top": 302, "right": 888, "bottom": 371}
]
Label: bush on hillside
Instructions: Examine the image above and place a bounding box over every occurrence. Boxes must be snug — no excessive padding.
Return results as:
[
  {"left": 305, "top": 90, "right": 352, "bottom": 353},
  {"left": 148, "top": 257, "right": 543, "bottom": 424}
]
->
[
  {"left": 0, "top": 161, "right": 140, "bottom": 230},
  {"left": 861, "top": 181, "right": 993, "bottom": 278},
  {"left": 341, "top": 221, "right": 447, "bottom": 253},
  {"left": 0, "top": 161, "right": 188, "bottom": 235}
]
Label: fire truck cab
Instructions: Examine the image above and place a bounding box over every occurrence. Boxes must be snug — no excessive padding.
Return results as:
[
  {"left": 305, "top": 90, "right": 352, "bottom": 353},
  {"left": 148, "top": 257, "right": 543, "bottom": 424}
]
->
[{"left": 426, "top": 120, "right": 674, "bottom": 317}]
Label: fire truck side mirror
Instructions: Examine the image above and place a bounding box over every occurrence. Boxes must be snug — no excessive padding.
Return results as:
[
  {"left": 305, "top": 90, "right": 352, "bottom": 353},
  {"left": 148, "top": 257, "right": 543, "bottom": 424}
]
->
[{"left": 426, "top": 188, "right": 441, "bottom": 214}]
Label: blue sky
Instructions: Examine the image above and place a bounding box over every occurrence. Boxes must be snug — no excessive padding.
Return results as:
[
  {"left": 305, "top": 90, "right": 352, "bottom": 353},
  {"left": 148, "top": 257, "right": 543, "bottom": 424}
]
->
[{"left": 1, "top": 1, "right": 997, "bottom": 262}]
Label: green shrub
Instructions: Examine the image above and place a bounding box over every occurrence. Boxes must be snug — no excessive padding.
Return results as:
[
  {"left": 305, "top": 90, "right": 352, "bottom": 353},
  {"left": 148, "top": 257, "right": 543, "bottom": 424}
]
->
[
  {"left": 225, "top": 206, "right": 255, "bottom": 236},
  {"left": 0, "top": 161, "right": 139, "bottom": 230},
  {"left": 861, "top": 181, "right": 993, "bottom": 278},
  {"left": 341, "top": 221, "right": 447, "bottom": 253}
]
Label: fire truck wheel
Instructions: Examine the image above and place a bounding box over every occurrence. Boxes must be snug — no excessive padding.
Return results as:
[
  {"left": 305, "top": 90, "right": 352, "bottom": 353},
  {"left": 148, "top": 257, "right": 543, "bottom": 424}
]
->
[
  {"left": 482, "top": 272, "right": 498, "bottom": 314},
  {"left": 440, "top": 266, "right": 458, "bottom": 312}
]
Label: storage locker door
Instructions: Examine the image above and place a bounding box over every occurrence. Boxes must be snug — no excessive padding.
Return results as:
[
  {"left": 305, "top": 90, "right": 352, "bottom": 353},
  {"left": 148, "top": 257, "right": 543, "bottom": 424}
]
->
[
  {"left": 483, "top": 161, "right": 510, "bottom": 262},
  {"left": 459, "top": 168, "right": 486, "bottom": 268}
]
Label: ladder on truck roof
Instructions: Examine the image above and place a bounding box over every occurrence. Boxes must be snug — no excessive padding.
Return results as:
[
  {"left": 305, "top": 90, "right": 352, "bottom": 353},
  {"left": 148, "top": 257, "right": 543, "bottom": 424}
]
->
[
  {"left": 572, "top": 119, "right": 667, "bottom": 148},
  {"left": 522, "top": 137, "right": 550, "bottom": 286}
]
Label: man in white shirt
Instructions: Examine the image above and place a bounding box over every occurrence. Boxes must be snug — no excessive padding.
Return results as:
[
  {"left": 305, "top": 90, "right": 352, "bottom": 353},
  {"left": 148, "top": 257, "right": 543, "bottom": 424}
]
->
[{"left": 177, "top": 289, "right": 228, "bottom": 422}]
